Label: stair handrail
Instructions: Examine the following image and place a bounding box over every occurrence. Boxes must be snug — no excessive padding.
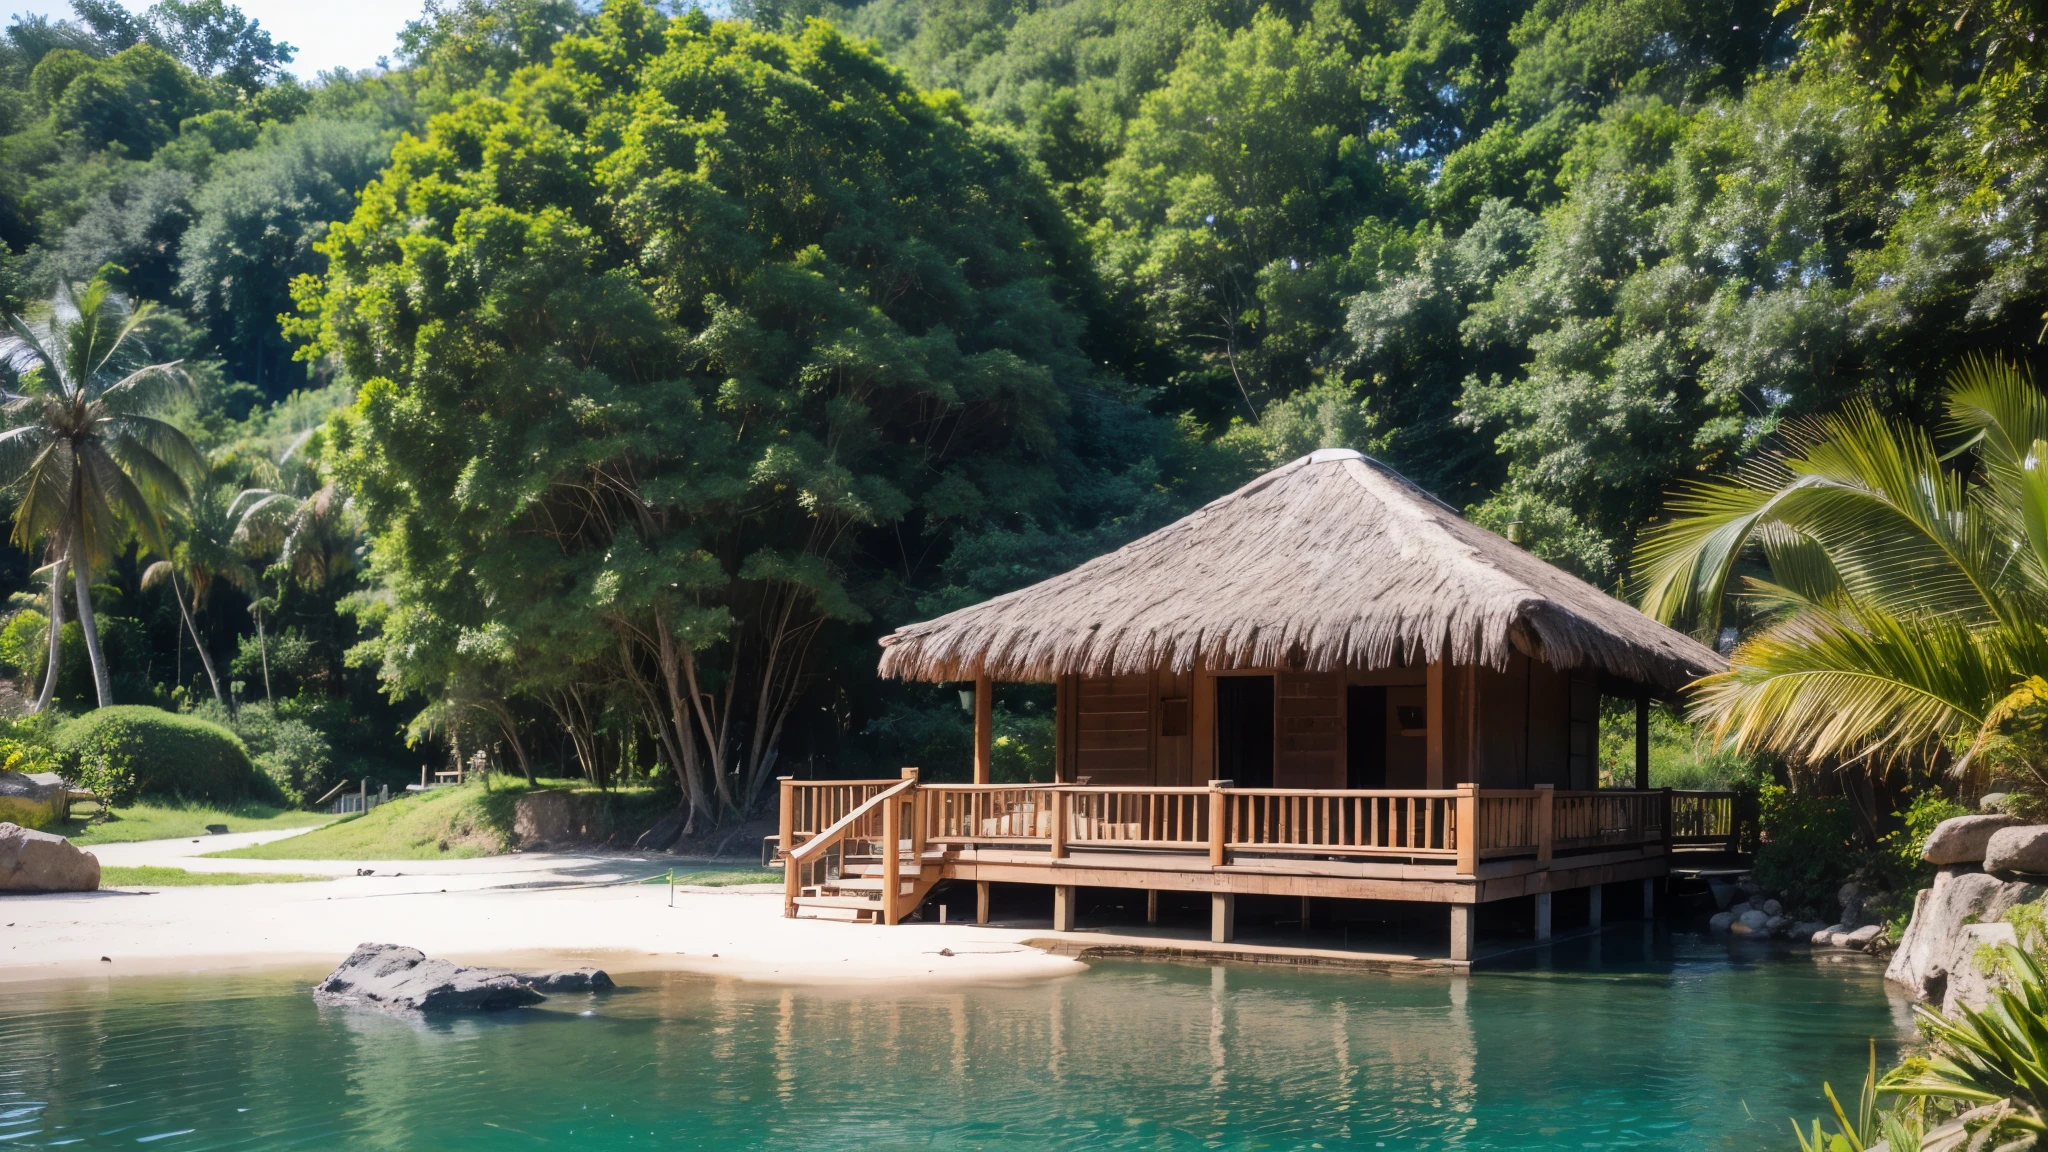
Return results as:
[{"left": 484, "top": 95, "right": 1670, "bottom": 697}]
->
[{"left": 783, "top": 777, "right": 918, "bottom": 917}]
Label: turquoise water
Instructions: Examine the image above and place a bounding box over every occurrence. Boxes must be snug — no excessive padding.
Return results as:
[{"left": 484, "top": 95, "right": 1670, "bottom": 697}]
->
[{"left": 0, "top": 930, "right": 1911, "bottom": 1150}]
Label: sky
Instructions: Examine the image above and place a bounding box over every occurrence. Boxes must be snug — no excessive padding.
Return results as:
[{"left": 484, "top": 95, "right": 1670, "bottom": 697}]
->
[{"left": 8, "top": 0, "right": 430, "bottom": 77}]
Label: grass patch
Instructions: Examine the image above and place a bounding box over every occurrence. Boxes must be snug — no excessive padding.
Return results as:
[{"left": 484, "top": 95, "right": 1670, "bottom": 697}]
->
[
  {"left": 211, "top": 779, "right": 517, "bottom": 860},
  {"left": 100, "top": 865, "right": 326, "bottom": 886},
  {"left": 646, "top": 866, "right": 781, "bottom": 887},
  {"left": 204, "top": 777, "right": 666, "bottom": 861},
  {"left": 51, "top": 801, "right": 331, "bottom": 847}
]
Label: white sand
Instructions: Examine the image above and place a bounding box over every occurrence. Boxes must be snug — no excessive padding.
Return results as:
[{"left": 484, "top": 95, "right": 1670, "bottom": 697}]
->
[{"left": 3, "top": 831, "right": 1085, "bottom": 987}]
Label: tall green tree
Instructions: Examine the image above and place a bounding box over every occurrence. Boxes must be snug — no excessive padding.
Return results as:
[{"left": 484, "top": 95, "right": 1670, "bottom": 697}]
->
[
  {"left": 0, "top": 276, "right": 199, "bottom": 709},
  {"left": 296, "top": 1, "right": 1174, "bottom": 823}
]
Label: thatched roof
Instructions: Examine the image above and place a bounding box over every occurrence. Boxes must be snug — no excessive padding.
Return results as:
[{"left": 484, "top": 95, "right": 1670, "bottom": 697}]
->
[{"left": 878, "top": 449, "right": 1723, "bottom": 694}]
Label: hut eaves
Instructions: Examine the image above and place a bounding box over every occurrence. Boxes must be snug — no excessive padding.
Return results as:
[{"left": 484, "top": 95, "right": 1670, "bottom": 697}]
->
[{"left": 877, "top": 449, "right": 1724, "bottom": 695}]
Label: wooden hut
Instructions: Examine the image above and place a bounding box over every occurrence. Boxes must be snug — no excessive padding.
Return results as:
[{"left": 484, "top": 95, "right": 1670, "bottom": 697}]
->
[
  {"left": 878, "top": 448, "right": 1721, "bottom": 791},
  {"left": 777, "top": 449, "right": 1730, "bottom": 963}
]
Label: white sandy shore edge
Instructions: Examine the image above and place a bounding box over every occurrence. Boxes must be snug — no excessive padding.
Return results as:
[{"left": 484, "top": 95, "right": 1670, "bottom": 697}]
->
[{"left": 3, "top": 832, "right": 1085, "bottom": 987}]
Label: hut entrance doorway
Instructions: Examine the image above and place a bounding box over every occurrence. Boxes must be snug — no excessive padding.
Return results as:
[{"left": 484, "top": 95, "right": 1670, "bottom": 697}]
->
[
  {"left": 1216, "top": 675, "right": 1274, "bottom": 788},
  {"left": 1347, "top": 685, "right": 1387, "bottom": 788}
]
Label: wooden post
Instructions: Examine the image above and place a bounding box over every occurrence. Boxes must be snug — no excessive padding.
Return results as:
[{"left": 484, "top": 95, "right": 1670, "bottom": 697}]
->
[
  {"left": 1211, "top": 892, "right": 1236, "bottom": 943},
  {"left": 1053, "top": 885, "right": 1076, "bottom": 931},
  {"left": 1533, "top": 892, "right": 1551, "bottom": 940},
  {"left": 1208, "top": 780, "right": 1229, "bottom": 867},
  {"left": 902, "top": 767, "right": 923, "bottom": 859},
  {"left": 1146, "top": 889, "right": 1158, "bottom": 924},
  {"left": 1426, "top": 661, "right": 1445, "bottom": 788},
  {"left": 1300, "top": 895, "right": 1312, "bottom": 932},
  {"left": 1588, "top": 883, "right": 1603, "bottom": 928},
  {"left": 975, "top": 674, "right": 994, "bottom": 785},
  {"left": 976, "top": 880, "right": 991, "bottom": 925},
  {"left": 1050, "top": 787, "right": 1068, "bottom": 859},
  {"left": 778, "top": 776, "right": 796, "bottom": 918},
  {"left": 1642, "top": 877, "right": 1656, "bottom": 919},
  {"left": 1449, "top": 904, "right": 1473, "bottom": 962},
  {"left": 1535, "top": 783, "right": 1554, "bottom": 867},
  {"left": 1454, "top": 783, "right": 1478, "bottom": 876},
  {"left": 1634, "top": 692, "right": 1650, "bottom": 791},
  {"left": 881, "top": 791, "right": 901, "bottom": 926}
]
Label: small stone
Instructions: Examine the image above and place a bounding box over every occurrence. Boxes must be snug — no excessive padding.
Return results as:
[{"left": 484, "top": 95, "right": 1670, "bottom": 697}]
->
[
  {"left": 1843, "top": 924, "right": 1883, "bottom": 950},
  {"left": 1764, "top": 914, "right": 1787, "bottom": 934},
  {"left": 1762, "top": 899, "right": 1783, "bottom": 917},
  {"left": 1808, "top": 924, "right": 1839, "bottom": 945},
  {"left": 1922, "top": 814, "right": 2022, "bottom": 864},
  {"left": 1739, "top": 908, "right": 1770, "bottom": 931},
  {"left": 1984, "top": 825, "right": 2048, "bottom": 875},
  {"left": 1709, "top": 911, "right": 1735, "bottom": 933},
  {"left": 1730, "top": 901, "right": 1753, "bottom": 917},
  {"left": 1982, "top": 792, "right": 2010, "bottom": 814},
  {"left": 1728, "top": 919, "right": 1756, "bottom": 936}
]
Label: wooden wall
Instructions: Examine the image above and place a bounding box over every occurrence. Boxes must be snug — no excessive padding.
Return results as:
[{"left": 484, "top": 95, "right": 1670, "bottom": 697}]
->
[{"left": 1055, "top": 656, "right": 1594, "bottom": 789}]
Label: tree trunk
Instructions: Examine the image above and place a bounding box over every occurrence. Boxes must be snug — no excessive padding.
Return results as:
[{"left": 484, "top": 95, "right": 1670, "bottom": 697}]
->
[
  {"left": 255, "top": 609, "right": 273, "bottom": 705},
  {"left": 29, "top": 551, "right": 66, "bottom": 715},
  {"left": 71, "top": 537, "right": 112, "bottom": 710},
  {"left": 168, "top": 569, "right": 224, "bottom": 707}
]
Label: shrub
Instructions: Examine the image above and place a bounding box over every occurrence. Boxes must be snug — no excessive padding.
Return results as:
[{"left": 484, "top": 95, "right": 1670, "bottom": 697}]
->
[
  {"left": 1752, "top": 784, "right": 1865, "bottom": 916},
  {"left": 191, "top": 699, "right": 335, "bottom": 804},
  {"left": 53, "top": 706, "right": 270, "bottom": 805}
]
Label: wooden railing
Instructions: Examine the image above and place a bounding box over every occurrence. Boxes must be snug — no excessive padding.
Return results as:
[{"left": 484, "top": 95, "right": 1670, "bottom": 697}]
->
[
  {"left": 1670, "top": 789, "right": 1754, "bottom": 851},
  {"left": 781, "top": 775, "right": 919, "bottom": 919},
  {"left": 778, "top": 779, "right": 1672, "bottom": 880}
]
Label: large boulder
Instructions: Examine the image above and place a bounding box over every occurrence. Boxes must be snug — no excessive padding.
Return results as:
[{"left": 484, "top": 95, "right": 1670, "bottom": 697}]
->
[
  {"left": 1887, "top": 868, "right": 2042, "bottom": 1003},
  {"left": 1985, "top": 826, "right": 2048, "bottom": 875},
  {"left": 1921, "top": 814, "right": 2023, "bottom": 865},
  {"left": 1940, "top": 922, "right": 2022, "bottom": 1016},
  {"left": 0, "top": 822, "right": 99, "bottom": 891},
  {"left": 0, "top": 772, "right": 66, "bottom": 830},
  {"left": 314, "top": 943, "right": 546, "bottom": 1013}
]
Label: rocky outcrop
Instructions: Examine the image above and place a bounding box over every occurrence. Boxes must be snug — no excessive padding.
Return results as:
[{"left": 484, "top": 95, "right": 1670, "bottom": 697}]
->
[
  {"left": 1986, "top": 826, "right": 2048, "bottom": 876},
  {"left": 314, "top": 944, "right": 546, "bottom": 1013},
  {"left": 1886, "top": 868, "right": 2042, "bottom": 1005},
  {"left": 0, "top": 822, "right": 99, "bottom": 892},
  {"left": 522, "top": 967, "right": 614, "bottom": 992},
  {"left": 1921, "top": 814, "right": 2023, "bottom": 864},
  {"left": 0, "top": 772, "right": 68, "bottom": 830}
]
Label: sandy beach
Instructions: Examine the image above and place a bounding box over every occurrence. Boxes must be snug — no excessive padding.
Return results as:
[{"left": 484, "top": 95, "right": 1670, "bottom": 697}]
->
[{"left": 3, "top": 828, "right": 1085, "bottom": 987}]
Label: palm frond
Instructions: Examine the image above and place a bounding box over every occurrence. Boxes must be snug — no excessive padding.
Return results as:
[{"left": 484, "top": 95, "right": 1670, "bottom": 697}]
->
[{"left": 1688, "top": 599, "right": 2010, "bottom": 766}]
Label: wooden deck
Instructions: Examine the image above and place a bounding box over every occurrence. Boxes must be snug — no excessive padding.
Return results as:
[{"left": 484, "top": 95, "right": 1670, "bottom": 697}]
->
[{"left": 774, "top": 774, "right": 1744, "bottom": 961}]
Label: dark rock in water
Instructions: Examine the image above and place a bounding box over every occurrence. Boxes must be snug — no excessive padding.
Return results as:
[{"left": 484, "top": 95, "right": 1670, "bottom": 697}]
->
[
  {"left": 0, "top": 821, "right": 99, "bottom": 891},
  {"left": 314, "top": 943, "right": 545, "bottom": 1012},
  {"left": 522, "top": 967, "right": 614, "bottom": 992}
]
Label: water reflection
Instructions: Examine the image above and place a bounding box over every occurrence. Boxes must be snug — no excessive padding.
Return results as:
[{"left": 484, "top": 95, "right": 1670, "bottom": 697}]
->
[{"left": 0, "top": 932, "right": 1910, "bottom": 1150}]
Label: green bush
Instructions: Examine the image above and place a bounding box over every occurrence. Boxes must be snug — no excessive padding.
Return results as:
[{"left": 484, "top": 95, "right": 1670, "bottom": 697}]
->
[
  {"left": 53, "top": 706, "right": 271, "bottom": 805},
  {"left": 1752, "top": 784, "right": 1866, "bottom": 916},
  {"left": 191, "top": 698, "right": 335, "bottom": 805}
]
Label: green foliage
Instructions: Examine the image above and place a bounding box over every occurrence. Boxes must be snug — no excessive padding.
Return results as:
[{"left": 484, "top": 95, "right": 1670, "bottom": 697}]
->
[
  {"left": 52, "top": 704, "right": 267, "bottom": 804},
  {"left": 101, "top": 864, "right": 321, "bottom": 885},
  {"left": 296, "top": 2, "right": 1195, "bottom": 821},
  {"left": 213, "top": 777, "right": 523, "bottom": 859},
  {"left": 192, "top": 698, "right": 335, "bottom": 805},
  {"left": 1790, "top": 1042, "right": 1926, "bottom": 1152},
  {"left": 1753, "top": 783, "right": 1864, "bottom": 916},
  {"left": 1884, "top": 944, "right": 2048, "bottom": 1140},
  {"left": 1877, "top": 790, "right": 1973, "bottom": 884}
]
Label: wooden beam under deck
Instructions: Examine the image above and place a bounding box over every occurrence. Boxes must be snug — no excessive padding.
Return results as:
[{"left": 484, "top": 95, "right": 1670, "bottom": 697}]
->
[{"left": 939, "top": 843, "right": 1667, "bottom": 905}]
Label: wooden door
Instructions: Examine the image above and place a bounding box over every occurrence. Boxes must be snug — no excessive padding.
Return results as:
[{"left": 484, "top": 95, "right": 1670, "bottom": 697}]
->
[
  {"left": 1075, "top": 674, "right": 1153, "bottom": 785},
  {"left": 1275, "top": 671, "right": 1344, "bottom": 788}
]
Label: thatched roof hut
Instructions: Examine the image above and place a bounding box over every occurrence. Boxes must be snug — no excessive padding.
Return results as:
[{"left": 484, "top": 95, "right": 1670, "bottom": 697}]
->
[{"left": 879, "top": 449, "right": 1722, "bottom": 693}]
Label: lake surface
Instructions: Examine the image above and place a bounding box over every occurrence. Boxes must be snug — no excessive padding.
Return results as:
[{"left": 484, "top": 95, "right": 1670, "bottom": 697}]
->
[{"left": 0, "top": 928, "right": 1914, "bottom": 1150}]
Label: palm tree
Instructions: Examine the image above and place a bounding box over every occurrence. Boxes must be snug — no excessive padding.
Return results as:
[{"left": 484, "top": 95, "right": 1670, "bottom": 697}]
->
[
  {"left": 0, "top": 277, "right": 200, "bottom": 710},
  {"left": 1633, "top": 355, "right": 2048, "bottom": 773},
  {"left": 142, "top": 478, "right": 259, "bottom": 707}
]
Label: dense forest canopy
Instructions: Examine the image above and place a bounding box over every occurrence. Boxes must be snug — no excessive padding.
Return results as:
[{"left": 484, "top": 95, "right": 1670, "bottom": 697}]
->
[{"left": 0, "top": 0, "right": 2036, "bottom": 819}]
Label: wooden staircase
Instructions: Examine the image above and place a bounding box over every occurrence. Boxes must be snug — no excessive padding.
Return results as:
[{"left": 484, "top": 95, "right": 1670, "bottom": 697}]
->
[{"left": 790, "top": 844, "right": 947, "bottom": 923}]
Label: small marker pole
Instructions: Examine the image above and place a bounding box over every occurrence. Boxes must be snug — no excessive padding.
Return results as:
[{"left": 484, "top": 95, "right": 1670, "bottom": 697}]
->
[{"left": 667, "top": 868, "right": 675, "bottom": 908}]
